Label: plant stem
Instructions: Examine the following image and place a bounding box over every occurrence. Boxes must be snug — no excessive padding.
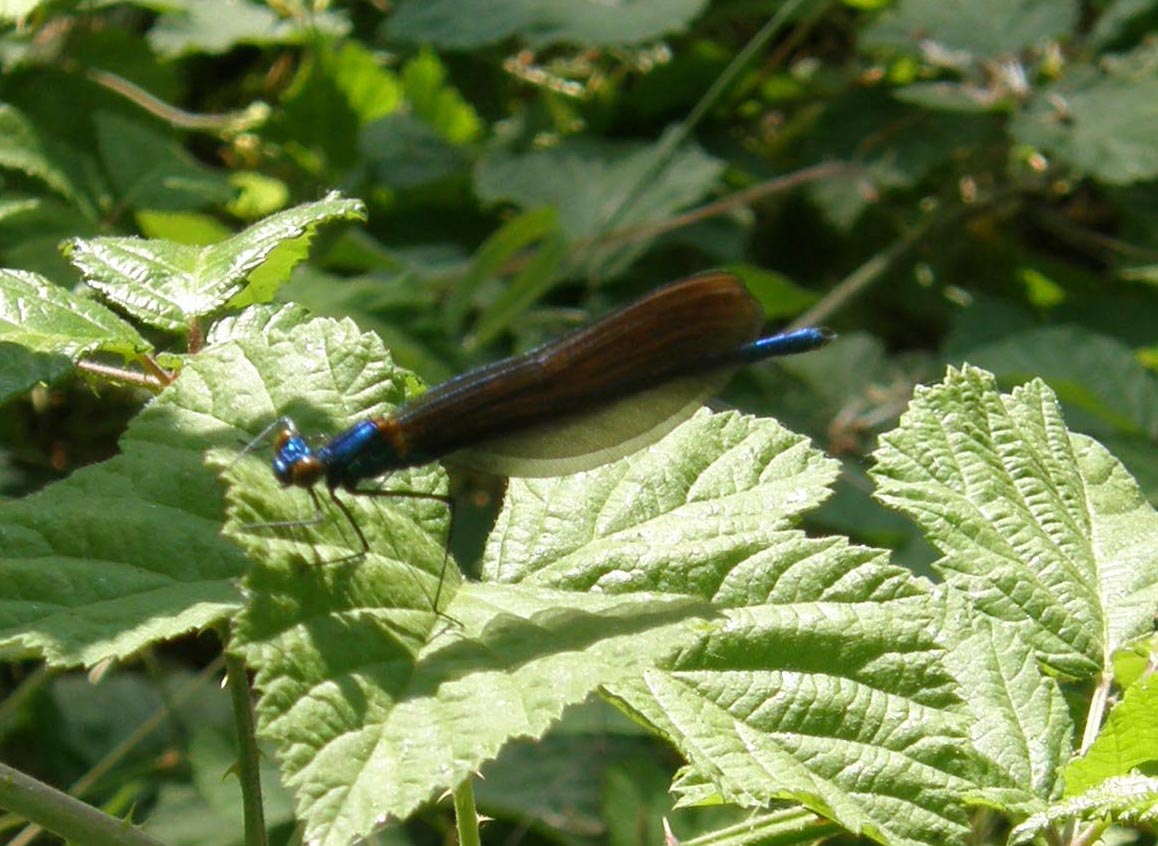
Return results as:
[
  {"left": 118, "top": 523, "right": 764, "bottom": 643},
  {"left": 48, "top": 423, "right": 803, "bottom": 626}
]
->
[
  {"left": 1079, "top": 671, "right": 1112, "bottom": 756},
  {"left": 8, "top": 658, "right": 225, "bottom": 846},
  {"left": 76, "top": 360, "right": 166, "bottom": 392},
  {"left": 0, "top": 761, "right": 168, "bottom": 846},
  {"left": 226, "top": 653, "right": 268, "bottom": 846},
  {"left": 452, "top": 778, "right": 481, "bottom": 846},
  {"left": 677, "top": 807, "right": 840, "bottom": 846}
]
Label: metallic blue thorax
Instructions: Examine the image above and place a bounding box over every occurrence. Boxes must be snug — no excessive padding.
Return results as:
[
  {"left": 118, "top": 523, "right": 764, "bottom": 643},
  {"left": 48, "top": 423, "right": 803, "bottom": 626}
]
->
[
  {"left": 273, "top": 419, "right": 407, "bottom": 492},
  {"left": 318, "top": 419, "right": 401, "bottom": 489}
]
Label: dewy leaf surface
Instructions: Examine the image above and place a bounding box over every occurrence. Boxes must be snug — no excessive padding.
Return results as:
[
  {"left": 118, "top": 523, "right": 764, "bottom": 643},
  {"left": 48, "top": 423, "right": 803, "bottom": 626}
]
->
[
  {"left": 871, "top": 365, "right": 1158, "bottom": 678},
  {"left": 218, "top": 317, "right": 720, "bottom": 846},
  {"left": 64, "top": 193, "right": 365, "bottom": 332}
]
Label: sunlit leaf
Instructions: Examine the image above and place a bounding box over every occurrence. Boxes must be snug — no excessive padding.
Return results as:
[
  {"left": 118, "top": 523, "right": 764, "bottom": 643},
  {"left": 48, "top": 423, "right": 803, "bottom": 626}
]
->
[
  {"left": 64, "top": 193, "right": 365, "bottom": 332},
  {"left": 872, "top": 365, "right": 1158, "bottom": 678}
]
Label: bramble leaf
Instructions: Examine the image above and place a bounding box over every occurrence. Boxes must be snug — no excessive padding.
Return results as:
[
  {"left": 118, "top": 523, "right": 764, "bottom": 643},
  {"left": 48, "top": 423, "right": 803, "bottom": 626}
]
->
[
  {"left": 871, "top": 365, "right": 1158, "bottom": 678},
  {"left": 64, "top": 193, "right": 365, "bottom": 333}
]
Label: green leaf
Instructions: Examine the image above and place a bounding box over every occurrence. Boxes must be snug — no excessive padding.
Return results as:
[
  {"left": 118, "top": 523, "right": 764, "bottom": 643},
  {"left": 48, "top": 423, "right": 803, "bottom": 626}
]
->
[
  {"left": 401, "top": 47, "right": 482, "bottom": 144},
  {"left": 946, "top": 610, "right": 1070, "bottom": 811},
  {"left": 483, "top": 410, "right": 840, "bottom": 589},
  {"left": 1089, "top": 0, "right": 1158, "bottom": 50},
  {"left": 862, "top": 0, "right": 1078, "bottom": 60},
  {"left": 226, "top": 171, "right": 291, "bottom": 220},
  {"left": 871, "top": 365, "right": 1158, "bottom": 678},
  {"left": 95, "top": 112, "right": 234, "bottom": 211},
  {"left": 216, "top": 317, "right": 711, "bottom": 845},
  {"left": 1064, "top": 673, "right": 1158, "bottom": 795},
  {"left": 606, "top": 581, "right": 976, "bottom": 846},
  {"left": 0, "top": 102, "right": 79, "bottom": 202},
  {"left": 148, "top": 0, "right": 348, "bottom": 58},
  {"left": 481, "top": 413, "right": 982, "bottom": 846},
  {"left": 445, "top": 206, "right": 560, "bottom": 332},
  {"left": 1010, "top": 774, "right": 1158, "bottom": 844},
  {"left": 278, "top": 40, "right": 403, "bottom": 172},
  {"left": 0, "top": 1, "right": 44, "bottom": 24},
  {"left": 961, "top": 325, "right": 1158, "bottom": 438},
  {"left": 1011, "top": 44, "right": 1158, "bottom": 185},
  {"left": 475, "top": 137, "right": 722, "bottom": 273},
  {"left": 0, "top": 344, "right": 71, "bottom": 403},
  {"left": 136, "top": 210, "right": 234, "bottom": 245},
  {"left": 0, "top": 268, "right": 149, "bottom": 360},
  {"left": 0, "top": 337, "right": 254, "bottom": 666},
  {"left": 358, "top": 113, "right": 470, "bottom": 189},
  {"left": 385, "top": 0, "right": 710, "bottom": 49},
  {"left": 728, "top": 264, "right": 819, "bottom": 319},
  {"left": 467, "top": 228, "right": 567, "bottom": 349},
  {"left": 64, "top": 193, "right": 366, "bottom": 332},
  {"left": 800, "top": 92, "right": 1000, "bottom": 228}
]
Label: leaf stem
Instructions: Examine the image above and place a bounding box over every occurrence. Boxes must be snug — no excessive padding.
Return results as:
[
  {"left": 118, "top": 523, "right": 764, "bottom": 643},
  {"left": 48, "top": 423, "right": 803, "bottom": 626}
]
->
[
  {"left": 76, "top": 360, "right": 166, "bottom": 392},
  {"left": 451, "top": 778, "right": 481, "bottom": 846},
  {"left": 85, "top": 67, "right": 270, "bottom": 135},
  {"left": 1079, "top": 670, "right": 1112, "bottom": 756},
  {"left": 582, "top": 162, "right": 852, "bottom": 260},
  {"left": 226, "top": 653, "right": 268, "bottom": 846},
  {"left": 677, "top": 807, "right": 840, "bottom": 846}
]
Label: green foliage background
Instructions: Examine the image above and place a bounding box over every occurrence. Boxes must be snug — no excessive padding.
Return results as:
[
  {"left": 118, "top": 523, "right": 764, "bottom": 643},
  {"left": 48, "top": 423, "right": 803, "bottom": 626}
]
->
[{"left": 0, "top": 1, "right": 1157, "bottom": 846}]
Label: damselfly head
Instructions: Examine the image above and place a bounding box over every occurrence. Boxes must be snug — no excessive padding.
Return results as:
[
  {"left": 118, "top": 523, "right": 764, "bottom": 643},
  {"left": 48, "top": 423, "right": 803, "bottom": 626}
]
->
[{"left": 271, "top": 421, "right": 326, "bottom": 488}]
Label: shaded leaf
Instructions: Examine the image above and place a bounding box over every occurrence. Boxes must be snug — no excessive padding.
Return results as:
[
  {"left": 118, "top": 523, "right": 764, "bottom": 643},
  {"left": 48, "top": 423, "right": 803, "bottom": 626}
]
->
[
  {"left": 0, "top": 343, "right": 72, "bottom": 403},
  {"left": 468, "top": 228, "right": 566, "bottom": 349},
  {"left": 445, "top": 206, "right": 560, "bottom": 332},
  {"left": 1089, "top": 0, "right": 1158, "bottom": 48},
  {"left": 95, "top": 112, "right": 234, "bottom": 211},
  {"left": 863, "top": 0, "right": 1078, "bottom": 60},
  {"left": 358, "top": 113, "right": 470, "bottom": 189},
  {"left": 385, "top": 0, "right": 709, "bottom": 49},
  {"left": 1012, "top": 45, "right": 1158, "bottom": 185},
  {"left": 401, "top": 47, "right": 482, "bottom": 143},
  {"left": 962, "top": 324, "right": 1158, "bottom": 439},
  {"left": 0, "top": 334, "right": 256, "bottom": 666},
  {"left": 475, "top": 136, "right": 722, "bottom": 273},
  {"left": 0, "top": 103, "right": 79, "bottom": 202},
  {"left": 801, "top": 92, "right": 1000, "bottom": 228},
  {"left": 148, "top": 0, "right": 348, "bottom": 58}
]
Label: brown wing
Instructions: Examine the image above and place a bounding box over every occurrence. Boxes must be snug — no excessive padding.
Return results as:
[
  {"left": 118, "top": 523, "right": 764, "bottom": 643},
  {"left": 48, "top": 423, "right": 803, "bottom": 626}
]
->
[{"left": 394, "top": 272, "right": 763, "bottom": 463}]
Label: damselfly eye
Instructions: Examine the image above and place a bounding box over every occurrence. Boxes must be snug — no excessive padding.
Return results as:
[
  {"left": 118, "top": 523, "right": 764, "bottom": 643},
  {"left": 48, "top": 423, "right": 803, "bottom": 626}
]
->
[{"left": 289, "top": 455, "right": 326, "bottom": 487}]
